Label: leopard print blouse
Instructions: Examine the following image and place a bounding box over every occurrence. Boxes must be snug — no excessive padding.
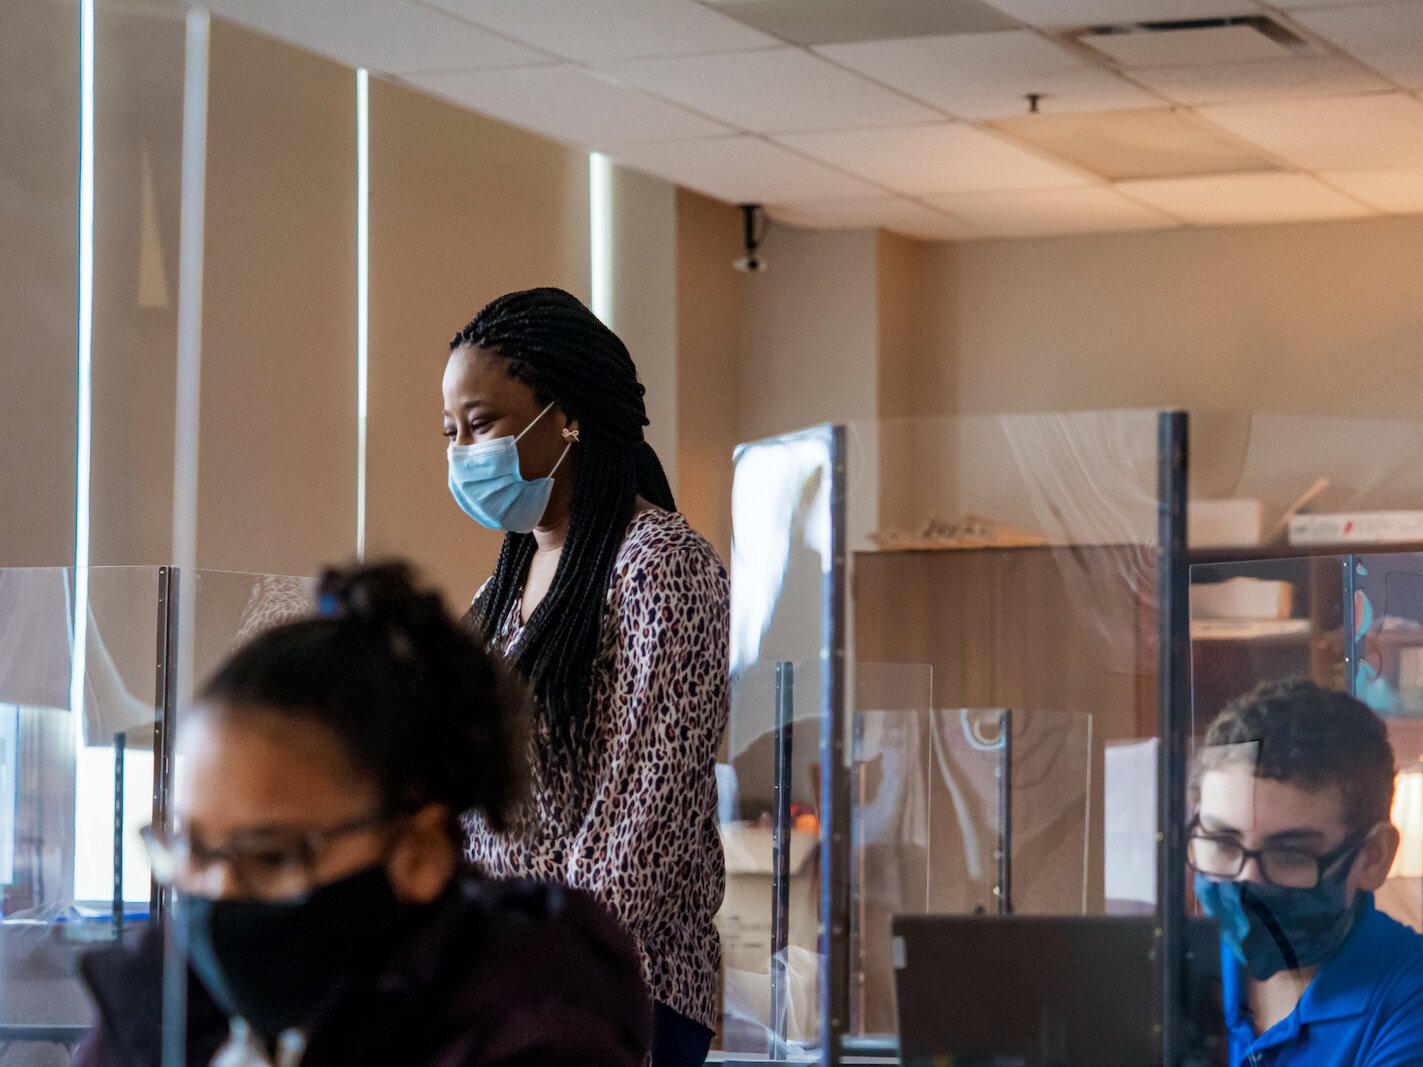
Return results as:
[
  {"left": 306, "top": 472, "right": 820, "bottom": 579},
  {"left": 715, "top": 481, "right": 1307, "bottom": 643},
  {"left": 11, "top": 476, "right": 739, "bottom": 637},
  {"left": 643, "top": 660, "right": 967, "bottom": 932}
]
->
[{"left": 465, "top": 508, "right": 729, "bottom": 1032}]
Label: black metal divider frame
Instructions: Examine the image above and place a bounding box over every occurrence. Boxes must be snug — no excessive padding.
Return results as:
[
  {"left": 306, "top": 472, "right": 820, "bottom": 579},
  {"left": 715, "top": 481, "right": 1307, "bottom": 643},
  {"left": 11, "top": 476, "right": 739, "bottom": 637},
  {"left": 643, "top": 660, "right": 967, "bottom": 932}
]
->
[
  {"left": 1157, "top": 411, "right": 1192, "bottom": 1067},
  {"left": 155, "top": 566, "right": 186, "bottom": 1067}
]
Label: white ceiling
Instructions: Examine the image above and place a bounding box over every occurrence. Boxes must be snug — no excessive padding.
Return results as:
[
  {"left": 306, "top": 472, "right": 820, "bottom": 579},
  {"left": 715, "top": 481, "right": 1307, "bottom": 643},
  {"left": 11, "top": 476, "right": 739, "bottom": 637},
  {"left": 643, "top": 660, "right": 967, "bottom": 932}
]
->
[{"left": 203, "top": 0, "right": 1423, "bottom": 241}]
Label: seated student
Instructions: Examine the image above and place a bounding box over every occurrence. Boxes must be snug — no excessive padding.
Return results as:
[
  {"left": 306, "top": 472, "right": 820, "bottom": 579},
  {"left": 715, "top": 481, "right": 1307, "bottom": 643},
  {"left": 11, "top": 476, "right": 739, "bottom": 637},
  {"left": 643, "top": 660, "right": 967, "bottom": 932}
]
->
[
  {"left": 75, "top": 563, "right": 650, "bottom": 1067},
  {"left": 1189, "top": 678, "right": 1423, "bottom": 1067}
]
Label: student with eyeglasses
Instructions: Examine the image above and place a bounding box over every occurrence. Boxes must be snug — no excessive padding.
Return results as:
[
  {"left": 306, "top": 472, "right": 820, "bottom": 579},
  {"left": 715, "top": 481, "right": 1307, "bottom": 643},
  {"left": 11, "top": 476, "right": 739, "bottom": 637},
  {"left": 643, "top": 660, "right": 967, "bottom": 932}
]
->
[
  {"left": 1188, "top": 678, "right": 1423, "bottom": 1066},
  {"left": 74, "top": 563, "right": 650, "bottom": 1067}
]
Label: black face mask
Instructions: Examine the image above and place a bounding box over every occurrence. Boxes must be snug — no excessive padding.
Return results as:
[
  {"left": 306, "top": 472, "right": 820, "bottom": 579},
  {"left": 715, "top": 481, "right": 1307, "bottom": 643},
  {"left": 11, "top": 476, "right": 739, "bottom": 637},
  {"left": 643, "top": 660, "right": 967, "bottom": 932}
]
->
[{"left": 179, "top": 865, "right": 408, "bottom": 1039}]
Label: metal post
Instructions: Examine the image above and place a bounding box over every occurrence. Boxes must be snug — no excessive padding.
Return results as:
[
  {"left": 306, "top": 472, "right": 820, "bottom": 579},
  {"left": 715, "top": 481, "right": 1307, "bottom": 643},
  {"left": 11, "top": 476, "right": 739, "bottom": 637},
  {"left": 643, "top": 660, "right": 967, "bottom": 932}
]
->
[
  {"left": 996, "top": 709, "right": 1013, "bottom": 916},
  {"left": 819, "top": 425, "right": 849, "bottom": 1067},
  {"left": 1156, "top": 411, "right": 1191, "bottom": 1067},
  {"left": 154, "top": 566, "right": 185, "bottom": 1067},
  {"left": 770, "top": 661, "right": 795, "bottom": 1059},
  {"left": 112, "top": 730, "right": 125, "bottom": 938},
  {"left": 1342, "top": 555, "right": 1359, "bottom": 699},
  {"left": 153, "top": 567, "right": 179, "bottom": 923}
]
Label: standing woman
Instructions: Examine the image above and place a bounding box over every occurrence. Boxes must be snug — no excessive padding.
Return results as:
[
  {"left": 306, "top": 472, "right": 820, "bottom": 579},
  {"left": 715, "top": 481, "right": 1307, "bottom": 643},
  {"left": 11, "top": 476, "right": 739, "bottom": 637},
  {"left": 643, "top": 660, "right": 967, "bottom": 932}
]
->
[{"left": 442, "top": 288, "right": 728, "bottom": 1067}]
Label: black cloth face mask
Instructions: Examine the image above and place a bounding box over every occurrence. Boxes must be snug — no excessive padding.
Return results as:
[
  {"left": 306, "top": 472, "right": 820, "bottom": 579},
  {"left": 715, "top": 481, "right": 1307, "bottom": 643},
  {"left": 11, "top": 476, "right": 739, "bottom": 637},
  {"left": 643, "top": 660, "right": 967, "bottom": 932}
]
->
[{"left": 178, "top": 864, "right": 408, "bottom": 1040}]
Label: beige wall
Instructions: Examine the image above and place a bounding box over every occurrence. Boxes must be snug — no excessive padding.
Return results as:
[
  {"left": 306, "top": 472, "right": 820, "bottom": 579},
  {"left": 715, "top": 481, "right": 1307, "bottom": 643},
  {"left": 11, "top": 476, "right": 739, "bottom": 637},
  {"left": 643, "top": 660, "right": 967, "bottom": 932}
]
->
[
  {"left": 737, "top": 224, "right": 880, "bottom": 443},
  {"left": 610, "top": 164, "right": 679, "bottom": 496},
  {"left": 365, "top": 77, "right": 589, "bottom": 603},
  {"left": 675, "top": 191, "right": 743, "bottom": 564},
  {"left": 196, "top": 20, "right": 359, "bottom": 577},
  {"left": 930, "top": 215, "right": 1423, "bottom": 420},
  {"left": 1, "top": 0, "right": 79, "bottom": 567}
]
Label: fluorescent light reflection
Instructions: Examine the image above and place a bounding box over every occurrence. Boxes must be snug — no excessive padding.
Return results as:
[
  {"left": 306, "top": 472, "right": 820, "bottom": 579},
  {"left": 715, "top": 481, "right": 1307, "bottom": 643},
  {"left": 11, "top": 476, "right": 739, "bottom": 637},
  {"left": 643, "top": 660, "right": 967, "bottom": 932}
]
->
[
  {"left": 589, "top": 151, "right": 613, "bottom": 327},
  {"left": 71, "top": 0, "right": 95, "bottom": 724},
  {"left": 356, "top": 69, "right": 370, "bottom": 560}
]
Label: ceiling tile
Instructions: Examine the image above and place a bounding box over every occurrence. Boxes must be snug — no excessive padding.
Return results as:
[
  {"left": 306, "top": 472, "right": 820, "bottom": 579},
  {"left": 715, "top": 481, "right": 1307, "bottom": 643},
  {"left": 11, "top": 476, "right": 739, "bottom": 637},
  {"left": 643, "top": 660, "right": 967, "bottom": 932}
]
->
[
  {"left": 206, "top": 0, "right": 551, "bottom": 74},
  {"left": 1080, "top": 23, "right": 1293, "bottom": 67},
  {"left": 715, "top": 0, "right": 1019, "bottom": 46},
  {"left": 1323, "top": 167, "right": 1423, "bottom": 213},
  {"left": 1128, "top": 55, "right": 1390, "bottom": 105},
  {"left": 993, "top": 107, "right": 1280, "bottom": 179},
  {"left": 817, "top": 31, "right": 1161, "bottom": 119},
  {"left": 775, "top": 123, "right": 1094, "bottom": 195},
  {"left": 923, "top": 185, "right": 1180, "bottom": 236},
  {"left": 766, "top": 197, "right": 978, "bottom": 239},
  {"left": 1117, "top": 171, "right": 1375, "bottom": 224},
  {"left": 405, "top": 65, "right": 731, "bottom": 147},
  {"left": 983, "top": 0, "right": 1263, "bottom": 27},
  {"left": 600, "top": 48, "right": 942, "bottom": 133},
  {"left": 609, "top": 136, "right": 884, "bottom": 203},
  {"left": 1200, "top": 93, "right": 1423, "bottom": 169},
  {"left": 422, "top": 0, "right": 777, "bottom": 61},
  {"left": 1291, "top": 2, "right": 1423, "bottom": 88}
]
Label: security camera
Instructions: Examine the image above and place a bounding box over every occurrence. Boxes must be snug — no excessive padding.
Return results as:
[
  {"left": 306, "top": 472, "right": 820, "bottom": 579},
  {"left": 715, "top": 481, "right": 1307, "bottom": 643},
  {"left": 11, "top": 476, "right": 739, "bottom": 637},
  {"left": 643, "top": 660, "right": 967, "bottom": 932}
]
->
[{"left": 735, "top": 203, "right": 767, "bottom": 274}]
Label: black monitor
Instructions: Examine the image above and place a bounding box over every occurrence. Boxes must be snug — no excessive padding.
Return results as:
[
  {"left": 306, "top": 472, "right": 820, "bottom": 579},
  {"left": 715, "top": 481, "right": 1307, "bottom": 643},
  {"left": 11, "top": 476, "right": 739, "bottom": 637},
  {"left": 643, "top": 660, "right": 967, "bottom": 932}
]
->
[{"left": 892, "top": 914, "right": 1224, "bottom": 1067}]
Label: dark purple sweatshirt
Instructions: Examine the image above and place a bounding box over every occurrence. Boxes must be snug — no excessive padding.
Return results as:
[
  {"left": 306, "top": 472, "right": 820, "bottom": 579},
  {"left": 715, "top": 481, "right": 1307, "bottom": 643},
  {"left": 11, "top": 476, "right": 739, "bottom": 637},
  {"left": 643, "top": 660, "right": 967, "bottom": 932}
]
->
[{"left": 75, "top": 876, "right": 651, "bottom": 1067}]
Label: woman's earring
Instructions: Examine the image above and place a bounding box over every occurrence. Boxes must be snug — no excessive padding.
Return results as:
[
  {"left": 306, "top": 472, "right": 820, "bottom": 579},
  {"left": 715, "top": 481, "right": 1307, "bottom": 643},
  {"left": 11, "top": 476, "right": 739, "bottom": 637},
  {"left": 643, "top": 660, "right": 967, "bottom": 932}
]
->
[{"left": 562, "top": 427, "right": 580, "bottom": 442}]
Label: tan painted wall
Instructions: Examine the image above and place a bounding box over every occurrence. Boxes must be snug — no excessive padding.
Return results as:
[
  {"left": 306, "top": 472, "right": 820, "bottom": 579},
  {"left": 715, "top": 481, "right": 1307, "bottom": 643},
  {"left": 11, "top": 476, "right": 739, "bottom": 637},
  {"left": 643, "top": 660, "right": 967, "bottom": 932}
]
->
[
  {"left": 935, "top": 215, "right": 1423, "bottom": 420},
  {"left": 196, "top": 20, "right": 358, "bottom": 577},
  {"left": 737, "top": 224, "right": 880, "bottom": 443},
  {"left": 610, "top": 164, "right": 679, "bottom": 497},
  {"left": 1, "top": 0, "right": 79, "bottom": 567},
  {"left": 89, "top": 3, "right": 186, "bottom": 567},
  {"left": 675, "top": 191, "right": 745, "bottom": 565},
  {"left": 365, "top": 77, "right": 589, "bottom": 603}
]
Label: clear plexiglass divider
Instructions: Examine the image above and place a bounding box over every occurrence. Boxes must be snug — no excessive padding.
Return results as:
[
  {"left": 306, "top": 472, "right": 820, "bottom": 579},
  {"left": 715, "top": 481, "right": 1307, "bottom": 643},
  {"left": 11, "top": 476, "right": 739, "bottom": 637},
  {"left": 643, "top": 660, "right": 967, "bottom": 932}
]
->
[
  {"left": 718, "top": 412, "right": 1196, "bottom": 1066},
  {"left": 0, "top": 566, "right": 314, "bottom": 1056},
  {"left": 1187, "top": 414, "right": 1423, "bottom": 937}
]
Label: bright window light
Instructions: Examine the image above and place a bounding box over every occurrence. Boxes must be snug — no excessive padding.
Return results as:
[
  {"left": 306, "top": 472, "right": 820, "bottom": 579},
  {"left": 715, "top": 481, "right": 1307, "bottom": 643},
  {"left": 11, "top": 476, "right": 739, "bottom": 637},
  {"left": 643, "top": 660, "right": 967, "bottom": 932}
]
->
[
  {"left": 356, "top": 69, "right": 370, "bottom": 560},
  {"left": 71, "top": 0, "right": 95, "bottom": 725},
  {"left": 589, "top": 152, "right": 613, "bottom": 327}
]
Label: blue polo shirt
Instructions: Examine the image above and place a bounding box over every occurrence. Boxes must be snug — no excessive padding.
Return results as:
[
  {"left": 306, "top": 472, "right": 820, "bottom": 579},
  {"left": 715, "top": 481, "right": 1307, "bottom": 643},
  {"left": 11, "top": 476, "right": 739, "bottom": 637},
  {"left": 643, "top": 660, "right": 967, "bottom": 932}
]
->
[{"left": 1222, "top": 894, "right": 1423, "bottom": 1066}]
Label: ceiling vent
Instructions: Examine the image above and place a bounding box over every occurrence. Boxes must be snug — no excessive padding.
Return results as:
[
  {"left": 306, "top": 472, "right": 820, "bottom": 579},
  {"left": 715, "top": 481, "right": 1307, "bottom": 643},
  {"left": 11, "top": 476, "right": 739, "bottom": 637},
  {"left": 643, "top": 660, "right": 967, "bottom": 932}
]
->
[{"left": 1070, "top": 16, "right": 1314, "bottom": 68}]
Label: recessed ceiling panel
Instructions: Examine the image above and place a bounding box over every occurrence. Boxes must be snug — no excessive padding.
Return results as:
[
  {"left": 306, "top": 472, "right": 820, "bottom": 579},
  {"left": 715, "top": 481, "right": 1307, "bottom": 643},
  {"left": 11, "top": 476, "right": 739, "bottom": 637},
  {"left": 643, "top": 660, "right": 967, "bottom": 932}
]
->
[
  {"left": 405, "top": 66, "right": 731, "bottom": 148},
  {"left": 716, "top": 0, "right": 1018, "bottom": 46},
  {"left": 1200, "top": 93, "right": 1423, "bottom": 169},
  {"left": 994, "top": 108, "right": 1279, "bottom": 179},
  {"left": 818, "top": 31, "right": 1160, "bottom": 119},
  {"left": 923, "top": 185, "right": 1180, "bottom": 236},
  {"left": 983, "top": 0, "right": 1264, "bottom": 28},
  {"left": 423, "top": 0, "right": 778, "bottom": 61},
  {"left": 1117, "top": 171, "right": 1375, "bottom": 224},
  {"left": 609, "top": 136, "right": 884, "bottom": 203},
  {"left": 1081, "top": 23, "right": 1293, "bottom": 67},
  {"left": 767, "top": 197, "right": 977, "bottom": 240},
  {"left": 1129, "top": 55, "right": 1389, "bottom": 105},
  {"left": 775, "top": 123, "right": 1093, "bottom": 195},
  {"left": 206, "top": 0, "right": 552, "bottom": 74},
  {"left": 600, "top": 48, "right": 942, "bottom": 133},
  {"left": 1291, "top": 2, "right": 1423, "bottom": 88},
  {"left": 1323, "top": 168, "right": 1423, "bottom": 214}
]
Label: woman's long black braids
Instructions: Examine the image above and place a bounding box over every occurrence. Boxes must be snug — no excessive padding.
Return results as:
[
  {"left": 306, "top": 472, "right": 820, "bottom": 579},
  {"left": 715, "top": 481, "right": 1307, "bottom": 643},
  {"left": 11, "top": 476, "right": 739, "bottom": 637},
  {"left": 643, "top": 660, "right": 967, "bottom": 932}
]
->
[{"left": 453, "top": 288, "right": 675, "bottom": 753}]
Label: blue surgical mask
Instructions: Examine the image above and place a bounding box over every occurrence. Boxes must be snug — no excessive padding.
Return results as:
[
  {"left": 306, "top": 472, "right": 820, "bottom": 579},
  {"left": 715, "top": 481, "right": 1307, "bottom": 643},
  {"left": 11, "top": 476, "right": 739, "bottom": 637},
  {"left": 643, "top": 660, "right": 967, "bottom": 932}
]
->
[
  {"left": 447, "top": 402, "right": 573, "bottom": 533},
  {"left": 1194, "top": 860, "right": 1365, "bottom": 981}
]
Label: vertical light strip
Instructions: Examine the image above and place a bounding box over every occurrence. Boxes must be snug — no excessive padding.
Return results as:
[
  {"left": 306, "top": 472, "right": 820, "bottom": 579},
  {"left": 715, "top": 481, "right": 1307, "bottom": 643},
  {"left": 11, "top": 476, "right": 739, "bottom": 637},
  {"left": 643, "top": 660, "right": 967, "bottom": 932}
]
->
[
  {"left": 355, "top": 69, "right": 370, "bottom": 560},
  {"left": 589, "top": 151, "right": 613, "bottom": 327},
  {"left": 171, "top": 6, "right": 209, "bottom": 714},
  {"left": 70, "top": 0, "right": 95, "bottom": 722}
]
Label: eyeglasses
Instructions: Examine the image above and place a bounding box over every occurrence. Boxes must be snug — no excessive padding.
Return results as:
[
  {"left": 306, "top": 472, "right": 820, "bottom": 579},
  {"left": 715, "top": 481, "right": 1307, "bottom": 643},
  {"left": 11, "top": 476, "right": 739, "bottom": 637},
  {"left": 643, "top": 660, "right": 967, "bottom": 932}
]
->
[
  {"left": 1187, "top": 825, "right": 1370, "bottom": 890},
  {"left": 140, "top": 811, "right": 395, "bottom": 902}
]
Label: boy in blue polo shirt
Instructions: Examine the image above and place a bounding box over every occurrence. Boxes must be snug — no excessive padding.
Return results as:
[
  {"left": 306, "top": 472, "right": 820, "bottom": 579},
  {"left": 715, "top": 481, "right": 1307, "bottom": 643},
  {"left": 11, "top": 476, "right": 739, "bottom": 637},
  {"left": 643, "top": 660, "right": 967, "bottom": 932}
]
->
[{"left": 1188, "top": 678, "right": 1423, "bottom": 1066}]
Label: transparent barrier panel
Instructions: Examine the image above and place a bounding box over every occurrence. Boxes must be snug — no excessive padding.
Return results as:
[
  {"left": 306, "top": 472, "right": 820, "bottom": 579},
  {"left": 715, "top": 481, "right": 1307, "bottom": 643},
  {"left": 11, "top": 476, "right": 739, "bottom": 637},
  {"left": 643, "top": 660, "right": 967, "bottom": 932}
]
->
[
  {"left": 848, "top": 697, "right": 1092, "bottom": 1044},
  {"left": 0, "top": 566, "right": 163, "bottom": 1051},
  {"left": 718, "top": 426, "right": 836, "bottom": 1061}
]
